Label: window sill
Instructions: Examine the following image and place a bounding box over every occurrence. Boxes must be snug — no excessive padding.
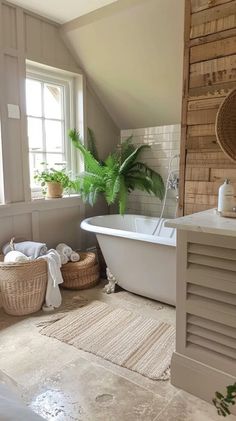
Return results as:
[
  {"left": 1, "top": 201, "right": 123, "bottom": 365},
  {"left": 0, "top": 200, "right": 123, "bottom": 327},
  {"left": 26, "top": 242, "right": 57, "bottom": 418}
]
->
[
  {"left": 0, "top": 194, "right": 83, "bottom": 218},
  {"left": 32, "top": 193, "right": 81, "bottom": 202}
]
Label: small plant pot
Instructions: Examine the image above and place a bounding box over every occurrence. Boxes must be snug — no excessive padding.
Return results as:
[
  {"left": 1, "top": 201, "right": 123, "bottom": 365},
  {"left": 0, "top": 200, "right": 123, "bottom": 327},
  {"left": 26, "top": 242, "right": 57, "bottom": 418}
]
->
[{"left": 46, "top": 182, "right": 63, "bottom": 199}]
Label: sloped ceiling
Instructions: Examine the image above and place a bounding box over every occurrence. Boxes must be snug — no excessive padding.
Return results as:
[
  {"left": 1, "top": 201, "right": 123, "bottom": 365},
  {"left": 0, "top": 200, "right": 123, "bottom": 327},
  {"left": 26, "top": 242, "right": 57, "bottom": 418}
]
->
[
  {"left": 62, "top": 0, "right": 185, "bottom": 129},
  {"left": 9, "top": 0, "right": 118, "bottom": 23}
]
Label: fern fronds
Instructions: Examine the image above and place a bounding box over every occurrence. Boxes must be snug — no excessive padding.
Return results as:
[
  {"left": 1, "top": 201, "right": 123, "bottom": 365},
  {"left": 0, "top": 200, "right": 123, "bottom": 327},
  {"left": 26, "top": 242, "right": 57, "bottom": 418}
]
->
[
  {"left": 130, "top": 162, "right": 164, "bottom": 200},
  {"left": 87, "top": 127, "right": 99, "bottom": 161},
  {"left": 69, "top": 129, "right": 165, "bottom": 214},
  {"left": 119, "top": 145, "right": 150, "bottom": 174},
  {"left": 120, "top": 136, "right": 135, "bottom": 163},
  {"left": 119, "top": 175, "right": 127, "bottom": 215},
  {"left": 68, "top": 129, "right": 103, "bottom": 176}
]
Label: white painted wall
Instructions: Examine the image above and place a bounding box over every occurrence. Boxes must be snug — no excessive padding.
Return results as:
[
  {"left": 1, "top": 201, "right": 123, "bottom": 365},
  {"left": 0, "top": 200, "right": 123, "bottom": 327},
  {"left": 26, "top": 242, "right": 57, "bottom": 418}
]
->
[
  {"left": 0, "top": 0, "right": 119, "bottom": 250},
  {"left": 121, "top": 125, "right": 180, "bottom": 219},
  {"left": 62, "top": 0, "right": 185, "bottom": 129}
]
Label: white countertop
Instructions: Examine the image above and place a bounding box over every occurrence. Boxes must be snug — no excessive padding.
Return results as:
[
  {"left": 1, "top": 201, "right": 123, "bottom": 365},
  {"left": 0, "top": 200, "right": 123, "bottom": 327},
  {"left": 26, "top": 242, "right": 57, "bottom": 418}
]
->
[{"left": 165, "top": 208, "right": 236, "bottom": 237}]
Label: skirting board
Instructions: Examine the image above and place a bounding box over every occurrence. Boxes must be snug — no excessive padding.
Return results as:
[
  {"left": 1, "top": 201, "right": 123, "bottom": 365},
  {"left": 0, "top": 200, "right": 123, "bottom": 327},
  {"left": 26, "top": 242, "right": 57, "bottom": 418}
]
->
[{"left": 171, "top": 352, "right": 236, "bottom": 416}]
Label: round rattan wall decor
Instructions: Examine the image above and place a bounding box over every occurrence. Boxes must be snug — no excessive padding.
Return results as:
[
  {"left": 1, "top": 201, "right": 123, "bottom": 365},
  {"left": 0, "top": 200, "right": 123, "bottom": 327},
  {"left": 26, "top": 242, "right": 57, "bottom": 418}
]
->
[{"left": 216, "top": 89, "right": 236, "bottom": 162}]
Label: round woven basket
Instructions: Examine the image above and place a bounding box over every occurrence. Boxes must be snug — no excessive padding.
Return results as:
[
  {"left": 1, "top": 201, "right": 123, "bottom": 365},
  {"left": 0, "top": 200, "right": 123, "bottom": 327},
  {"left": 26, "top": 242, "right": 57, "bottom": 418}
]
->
[
  {"left": 61, "top": 252, "right": 100, "bottom": 290},
  {"left": 0, "top": 258, "right": 47, "bottom": 316},
  {"left": 216, "top": 89, "right": 236, "bottom": 162}
]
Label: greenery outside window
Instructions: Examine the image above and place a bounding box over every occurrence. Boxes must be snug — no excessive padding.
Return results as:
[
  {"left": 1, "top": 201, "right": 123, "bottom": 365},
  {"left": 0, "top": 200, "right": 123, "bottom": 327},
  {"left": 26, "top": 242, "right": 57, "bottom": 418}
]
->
[{"left": 25, "top": 66, "right": 78, "bottom": 198}]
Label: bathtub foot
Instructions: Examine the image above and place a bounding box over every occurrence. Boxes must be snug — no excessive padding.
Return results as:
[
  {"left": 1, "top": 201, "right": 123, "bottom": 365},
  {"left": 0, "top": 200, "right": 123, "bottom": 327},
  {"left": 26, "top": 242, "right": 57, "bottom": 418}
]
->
[{"left": 104, "top": 268, "right": 117, "bottom": 294}]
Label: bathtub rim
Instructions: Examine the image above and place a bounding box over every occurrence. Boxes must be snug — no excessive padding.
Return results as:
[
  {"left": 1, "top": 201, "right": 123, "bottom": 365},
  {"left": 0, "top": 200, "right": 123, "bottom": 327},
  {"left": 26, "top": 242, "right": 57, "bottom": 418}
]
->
[{"left": 81, "top": 214, "right": 176, "bottom": 247}]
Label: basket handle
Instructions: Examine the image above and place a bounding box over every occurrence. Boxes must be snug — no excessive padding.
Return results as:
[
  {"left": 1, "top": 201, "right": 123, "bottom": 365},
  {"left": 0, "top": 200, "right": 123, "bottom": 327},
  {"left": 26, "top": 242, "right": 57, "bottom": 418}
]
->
[{"left": 9, "top": 237, "right": 15, "bottom": 251}]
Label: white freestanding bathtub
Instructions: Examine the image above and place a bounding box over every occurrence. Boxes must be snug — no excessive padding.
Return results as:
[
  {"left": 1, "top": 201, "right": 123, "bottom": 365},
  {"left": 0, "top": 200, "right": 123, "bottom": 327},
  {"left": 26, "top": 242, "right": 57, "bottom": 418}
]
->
[{"left": 81, "top": 214, "right": 176, "bottom": 306}]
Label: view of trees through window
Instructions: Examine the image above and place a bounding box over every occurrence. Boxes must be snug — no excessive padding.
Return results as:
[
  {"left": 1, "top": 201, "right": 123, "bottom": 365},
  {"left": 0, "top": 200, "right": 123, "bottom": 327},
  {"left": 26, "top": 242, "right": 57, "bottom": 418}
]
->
[{"left": 26, "top": 77, "right": 66, "bottom": 188}]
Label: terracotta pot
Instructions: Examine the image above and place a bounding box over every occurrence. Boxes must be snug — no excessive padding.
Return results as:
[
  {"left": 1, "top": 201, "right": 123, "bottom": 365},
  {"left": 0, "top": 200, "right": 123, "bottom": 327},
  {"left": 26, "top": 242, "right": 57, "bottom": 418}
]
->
[{"left": 46, "top": 182, "right": 63, "bottom": 198}]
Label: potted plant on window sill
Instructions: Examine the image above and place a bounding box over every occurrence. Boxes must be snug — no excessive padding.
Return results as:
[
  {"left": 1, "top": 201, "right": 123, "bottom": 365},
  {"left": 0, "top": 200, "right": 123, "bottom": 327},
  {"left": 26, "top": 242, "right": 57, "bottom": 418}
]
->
[{"left": 34, "top": 164, "right": 72, "bottom": 199}]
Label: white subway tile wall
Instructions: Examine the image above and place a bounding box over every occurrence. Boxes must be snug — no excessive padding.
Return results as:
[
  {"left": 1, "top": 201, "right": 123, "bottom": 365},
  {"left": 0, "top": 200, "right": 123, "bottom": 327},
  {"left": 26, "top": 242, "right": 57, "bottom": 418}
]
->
[{"left": 121, "top": 124, "right": 181, "bottom": 218}]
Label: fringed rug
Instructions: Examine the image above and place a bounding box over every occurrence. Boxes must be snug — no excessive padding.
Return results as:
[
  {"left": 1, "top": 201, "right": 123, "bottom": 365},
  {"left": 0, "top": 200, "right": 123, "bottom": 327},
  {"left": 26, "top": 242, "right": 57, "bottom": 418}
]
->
[{"left": 39, "top": 300, "right": 175, "bottom": 380}]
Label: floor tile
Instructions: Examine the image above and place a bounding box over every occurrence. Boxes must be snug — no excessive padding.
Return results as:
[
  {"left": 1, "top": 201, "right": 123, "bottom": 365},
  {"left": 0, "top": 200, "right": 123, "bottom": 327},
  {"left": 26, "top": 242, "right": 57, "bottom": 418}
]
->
[
  {"left": 1, "top": 283, "right": 233, "bottom": 421},
  {"left": 154, "top": 390, "right": 236, "bottom": 421},
  {"left": 27, "top": 357, "right": 167, "bottom": 421}
]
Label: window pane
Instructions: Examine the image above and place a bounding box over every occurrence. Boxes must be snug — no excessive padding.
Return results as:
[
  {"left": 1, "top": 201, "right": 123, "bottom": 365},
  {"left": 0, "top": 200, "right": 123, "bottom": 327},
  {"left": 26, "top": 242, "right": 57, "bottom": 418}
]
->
[
  {"left": 45, "top": 120, "right": 63, "bottom": 153},
  {"left": 45, "top": 153, "right": 66, "bottom": 169},
  {"left": 27, "top": 117, "right": 43, "bottom": 151},
  {"left": 29, "top": 153, "right": 44, "bottom": 186},
  {"left": 26, "top": 79, "right": 42, "bottom": 117},
  {"left": 44, "top": 83, "right": 63, "bottom": 119}
]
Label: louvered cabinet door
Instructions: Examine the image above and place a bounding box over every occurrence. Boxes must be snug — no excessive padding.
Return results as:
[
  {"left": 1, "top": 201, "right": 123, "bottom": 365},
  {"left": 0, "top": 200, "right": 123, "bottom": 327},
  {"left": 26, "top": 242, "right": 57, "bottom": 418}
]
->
[{"left": 175, "top": 231, "right": 236, "bottom": 377}]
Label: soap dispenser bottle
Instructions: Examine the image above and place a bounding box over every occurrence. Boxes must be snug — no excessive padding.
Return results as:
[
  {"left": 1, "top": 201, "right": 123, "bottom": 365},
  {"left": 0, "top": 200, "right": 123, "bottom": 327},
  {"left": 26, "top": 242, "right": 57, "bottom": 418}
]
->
[{"left": 218, "top": 179, "right": 235, "bottom": 212}]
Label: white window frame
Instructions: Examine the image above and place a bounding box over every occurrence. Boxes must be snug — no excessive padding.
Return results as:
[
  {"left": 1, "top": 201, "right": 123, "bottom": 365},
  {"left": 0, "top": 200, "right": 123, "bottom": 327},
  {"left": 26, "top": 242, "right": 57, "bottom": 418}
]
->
[{"left": 26, "top": 64, "right": 79, "bottom": 194}]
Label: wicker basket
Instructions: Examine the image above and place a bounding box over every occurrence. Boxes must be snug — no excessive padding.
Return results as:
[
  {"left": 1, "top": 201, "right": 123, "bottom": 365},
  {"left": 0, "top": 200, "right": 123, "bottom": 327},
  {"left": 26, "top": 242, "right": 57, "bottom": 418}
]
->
[
  {"left": 61, "top": 252, "right": 100, "bottom": 290},
  {"left": 0, "top": 258, "right": 47, "bottom": 316},
  {"left": 216, "top": 88, "right": 236, "bottom": 162}
]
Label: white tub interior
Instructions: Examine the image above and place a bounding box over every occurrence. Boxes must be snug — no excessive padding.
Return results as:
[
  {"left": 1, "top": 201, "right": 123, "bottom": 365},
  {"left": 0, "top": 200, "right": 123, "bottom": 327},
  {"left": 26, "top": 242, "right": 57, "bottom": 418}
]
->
[{"left": 83, "top": 214, "right": 176, "bottom": 243}]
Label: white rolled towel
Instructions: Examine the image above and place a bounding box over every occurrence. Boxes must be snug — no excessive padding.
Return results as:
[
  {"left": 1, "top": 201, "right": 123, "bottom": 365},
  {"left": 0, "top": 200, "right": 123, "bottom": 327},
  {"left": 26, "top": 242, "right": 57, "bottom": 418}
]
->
[
  {"left": 70, "top": 251, "right": 80, "bottom": 262},
  {"left": 4, "top": 251, "right": 30, "bottom": 263},
  {"left": 56, "top": 243, "right": 72, "bottom": 258},
  {"left": 59, "top": 253, "right": 69, "bottom": 265}
]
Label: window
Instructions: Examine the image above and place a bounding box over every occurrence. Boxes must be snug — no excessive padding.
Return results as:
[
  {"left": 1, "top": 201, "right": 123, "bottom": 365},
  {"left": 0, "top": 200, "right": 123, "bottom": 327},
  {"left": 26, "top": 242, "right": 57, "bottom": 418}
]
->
[{"left": 25, "top": 67, "right": 77, "bottom": 192}]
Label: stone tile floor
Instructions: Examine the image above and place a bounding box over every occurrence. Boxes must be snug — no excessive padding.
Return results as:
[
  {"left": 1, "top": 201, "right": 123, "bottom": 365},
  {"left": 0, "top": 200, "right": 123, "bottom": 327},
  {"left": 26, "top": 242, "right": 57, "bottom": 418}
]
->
[{"left": 0, "top": 281, "right": 235, "bottom": 421}]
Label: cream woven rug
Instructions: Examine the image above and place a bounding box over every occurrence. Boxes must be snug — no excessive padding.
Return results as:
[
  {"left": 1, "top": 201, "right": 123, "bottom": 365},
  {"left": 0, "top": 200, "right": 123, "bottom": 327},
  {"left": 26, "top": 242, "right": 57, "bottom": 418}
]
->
[{"left": 40, "top": 300, "right": 175, "bottom": 380}]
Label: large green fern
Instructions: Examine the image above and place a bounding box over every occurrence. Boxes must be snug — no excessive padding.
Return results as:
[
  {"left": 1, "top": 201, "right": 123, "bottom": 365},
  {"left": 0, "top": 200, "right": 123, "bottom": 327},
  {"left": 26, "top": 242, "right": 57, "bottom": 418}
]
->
[{"left": 69, "top": 129, "right": 164, "bottom": 215}]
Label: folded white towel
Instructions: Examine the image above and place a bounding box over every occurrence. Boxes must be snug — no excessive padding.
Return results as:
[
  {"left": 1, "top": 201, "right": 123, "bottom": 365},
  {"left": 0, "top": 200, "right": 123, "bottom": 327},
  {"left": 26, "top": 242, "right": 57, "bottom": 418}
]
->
[
  {"left": 70, "top": 251, "right": 80, "bottom": 262},
  {"left": 56, "top": 243, "right": 72, "bottom": 258},
  {"left": 38, "top": 249, "right": 63, "bottom": 310},
  {"left": 59, "top": 253, "right": 69, "bottom": 265},
  {"left": 4, "top": 251, "right": 30, "bottom": 263},
  {"left": 2, "top": 241, "right": 47, "bottom": 259}
]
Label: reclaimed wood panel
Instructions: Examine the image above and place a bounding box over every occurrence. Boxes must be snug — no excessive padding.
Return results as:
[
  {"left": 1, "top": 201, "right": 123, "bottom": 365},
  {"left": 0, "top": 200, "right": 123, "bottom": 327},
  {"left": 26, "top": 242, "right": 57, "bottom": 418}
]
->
[
  {"left": 178, "top": 0, "right": 192, "bottom": 215},
  {"left": 185, "top": 193, "right": 218, "bottom": 206},
  {"left": 189, "top": 55, "right": 236, "bottom": 88},
  {"left": 191, "top": 1, "right": 236, "bottom": 38},
  {"left": 187, "top": 108, "right": 218, "bottom": 124},
  {"left": 191, "top": 1, "right": 236, "bottom": 25},
  {"left": 185, "top": 167, "right": 210, "bottom": 180},
  {"left": 190, "top": 27, "right": 236, "bottom": 46},
  {"left": 191, "top": 15, "right": 236, "bottom": 39},
  {"left": 190, "top": 36, "right": 236, "bottom": 63},
  {"left": 187, "top": 96, "right": 224, "bottom": 110},
  {"left": 191, "top": 0, "right": 233, "bottom": 14},
  {"left": 189, "top": 81, "right": 235, "bottom": 97},
  {"left": 179, "top": 0, "right": 236, "bottom": 216},
  {"left": 186, "top": 151, "right": 236, "bottom": 167},
  {"left": 185, "top": 203, "right": 213, "bottom": 214},
  {"left": 186, "top": 135, "right": 219, "bottom": 149},
  {"left": 185, "top": 180, "right": 223, "bottom": 194},
  {"left": 187, "top": 124, "right": 216, "bottom": 137},
  {"left": 210, "top": 168, "right": 236, "bottom": 180}
]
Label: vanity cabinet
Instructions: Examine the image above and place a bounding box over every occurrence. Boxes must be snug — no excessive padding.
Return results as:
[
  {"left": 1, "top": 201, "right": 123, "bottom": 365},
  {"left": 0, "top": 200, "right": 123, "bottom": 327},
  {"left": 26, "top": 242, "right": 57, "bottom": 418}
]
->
[{"left": 166, "top": 209, "right": 236, "bottom": 413}]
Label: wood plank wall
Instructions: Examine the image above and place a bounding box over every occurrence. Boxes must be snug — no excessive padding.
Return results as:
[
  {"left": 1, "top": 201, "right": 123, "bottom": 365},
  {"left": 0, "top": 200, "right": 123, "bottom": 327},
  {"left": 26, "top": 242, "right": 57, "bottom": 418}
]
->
[{"left": 179, "top": 0, "right": 236, "bottom": 216}]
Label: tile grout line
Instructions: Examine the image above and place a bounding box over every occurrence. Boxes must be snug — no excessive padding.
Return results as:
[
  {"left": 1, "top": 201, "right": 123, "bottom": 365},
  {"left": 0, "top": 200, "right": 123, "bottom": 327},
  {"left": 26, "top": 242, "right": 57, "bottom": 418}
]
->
[{"left": 152, "top": 389, "right": 182, "bottom": 421}]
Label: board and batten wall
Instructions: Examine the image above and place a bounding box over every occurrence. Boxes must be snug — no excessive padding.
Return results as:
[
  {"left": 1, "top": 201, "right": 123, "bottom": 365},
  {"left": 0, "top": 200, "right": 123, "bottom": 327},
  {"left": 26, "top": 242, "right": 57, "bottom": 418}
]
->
[
  {"left": 179, "top": 0, "right": 236, "bottom": 216},
  {"left": 121, "top": 125, "right": 180, "bottom": 218},
  {"left": 0, "top": 0, "right": 119, "bottom": 249}
]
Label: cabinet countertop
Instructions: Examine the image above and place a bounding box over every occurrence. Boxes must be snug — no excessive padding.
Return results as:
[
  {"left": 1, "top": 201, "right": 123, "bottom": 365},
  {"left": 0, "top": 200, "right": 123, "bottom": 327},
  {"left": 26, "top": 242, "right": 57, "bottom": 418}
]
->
[{"left": 165, "top": 208, "right": 236, "bottom": 237}]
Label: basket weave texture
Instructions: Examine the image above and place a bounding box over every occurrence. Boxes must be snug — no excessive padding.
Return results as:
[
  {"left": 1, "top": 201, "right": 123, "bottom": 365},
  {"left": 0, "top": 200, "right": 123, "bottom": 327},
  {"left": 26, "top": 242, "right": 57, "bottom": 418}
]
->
[
  {"left": 216, "top": 89, "right": 236, "bottom": 162},
  {"left": 0, "top": 258, "right": 47, "bottom": 316},
  {"left": 61, "top": 252, "right": 100, "bottom": 290}
]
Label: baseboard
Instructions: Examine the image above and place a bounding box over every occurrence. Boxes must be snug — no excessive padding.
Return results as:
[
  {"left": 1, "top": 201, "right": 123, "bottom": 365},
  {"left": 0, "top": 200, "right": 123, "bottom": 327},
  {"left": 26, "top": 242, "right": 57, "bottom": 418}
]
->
[{"left": 171, "top": 352, "right": 236, "bottom": 416}]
